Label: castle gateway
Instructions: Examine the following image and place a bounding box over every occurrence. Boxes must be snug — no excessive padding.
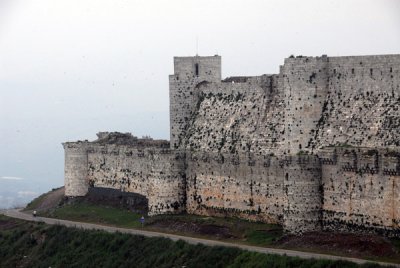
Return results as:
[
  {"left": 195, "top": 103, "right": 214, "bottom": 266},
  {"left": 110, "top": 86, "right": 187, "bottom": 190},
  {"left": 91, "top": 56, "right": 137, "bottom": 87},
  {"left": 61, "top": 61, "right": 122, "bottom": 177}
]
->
[{"left": 64, "top": 54, "right": 400, "bottom": 236}]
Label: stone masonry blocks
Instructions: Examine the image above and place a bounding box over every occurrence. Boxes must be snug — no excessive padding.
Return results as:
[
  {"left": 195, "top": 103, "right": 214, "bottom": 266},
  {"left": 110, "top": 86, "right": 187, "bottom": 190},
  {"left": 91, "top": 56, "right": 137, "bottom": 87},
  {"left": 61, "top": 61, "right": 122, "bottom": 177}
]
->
[{"left": 64, "top": 54, "right": 400, "bottom": 236}]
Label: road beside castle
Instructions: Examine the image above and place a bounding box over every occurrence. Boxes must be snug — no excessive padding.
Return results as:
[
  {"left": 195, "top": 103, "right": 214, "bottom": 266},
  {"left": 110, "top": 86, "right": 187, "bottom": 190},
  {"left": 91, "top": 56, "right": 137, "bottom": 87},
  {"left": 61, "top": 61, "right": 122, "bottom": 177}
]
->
[{"left": 0, "top": 209, "right": 397, "bottom": 267}]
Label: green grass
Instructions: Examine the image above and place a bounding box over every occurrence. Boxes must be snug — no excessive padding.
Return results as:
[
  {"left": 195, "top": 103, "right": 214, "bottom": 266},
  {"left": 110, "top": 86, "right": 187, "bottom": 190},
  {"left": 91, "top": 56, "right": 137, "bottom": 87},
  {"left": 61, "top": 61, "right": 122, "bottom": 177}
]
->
[
  {"left": 24, "top": 192, "right": 49, "bottom": 211},
  {"left": 23, "top": 193, "right": 400, "bottom": 265},
  {"left": 245, "top": 229, "right": 283, "bottom": 246},
  {"left": 24, "top": 187, "right": 62, "bottom": 211},
  {"left": 35, "top": 202, "right": 400, "bottom": 264},
  {"left": 0, "top": 215, "right": 384, "bottom": 268},
  {"left": 390, "top": 238, "right": 400, "bottom": 252},
  {"left": 43, "top": 202, "right": 283, "bottom": 246},
  {"left": 152, "top": 215, "right": 282, "bottom": 243},
  {"left": 43, "top": 203, "right": 144, "bottom": 228}
]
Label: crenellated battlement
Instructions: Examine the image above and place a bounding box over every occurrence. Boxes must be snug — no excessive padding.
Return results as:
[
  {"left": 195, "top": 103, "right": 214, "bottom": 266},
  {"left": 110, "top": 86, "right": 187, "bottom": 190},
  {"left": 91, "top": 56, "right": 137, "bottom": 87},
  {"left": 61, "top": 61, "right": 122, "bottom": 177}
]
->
[{"left": 319, "top": 147, "right": 400, "bottom": 176}]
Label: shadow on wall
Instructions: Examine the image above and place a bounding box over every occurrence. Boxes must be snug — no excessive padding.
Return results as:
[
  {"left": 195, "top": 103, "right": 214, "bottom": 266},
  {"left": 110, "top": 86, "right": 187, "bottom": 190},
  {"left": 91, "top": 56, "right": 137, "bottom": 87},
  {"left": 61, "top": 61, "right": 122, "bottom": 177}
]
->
[{"left": 82, "top": 187, "right": 149, "bottom": 214}]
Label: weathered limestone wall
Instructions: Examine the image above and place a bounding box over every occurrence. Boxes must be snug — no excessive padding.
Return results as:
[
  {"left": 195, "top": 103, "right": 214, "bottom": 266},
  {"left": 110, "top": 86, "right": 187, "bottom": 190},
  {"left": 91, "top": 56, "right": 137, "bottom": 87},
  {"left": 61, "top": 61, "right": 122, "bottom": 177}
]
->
[
  {"left": 185, "top": 152, "right": 324, "bottom": 233},
  {"left": 64, "top": 54, "right": 400, "bottom": 236},
  {"left": 282, "top": 56, "right": 329, "bottom": 154},
  {"left": 169, "top": 56, "right": 221, "bottom": 149},
  {"left": 282, "top": 54, "right": 400, "bottom": 154},
  {"left": 174, "top": 54, "right": 400, "bottom": 157},
  {"left": 283, "top": 155, "right": 322, "bottom": 233},
  {"left": 86, "top": 144, "right": 186, "bottom": 215},
  {"left": 185, "top": 152, "right": 285, "bottom": 223},
  {"left": 310, "top": 55, "right": 400, "bottom": 151},
  {"left": 320, "top": 148, "right": 400, "bottom": 236},
  {"left": 184, "top": 76, "right": 286, "bottom": 155},
  {"left": 64, "top": 133, "right": 186, "bottom": 215},
  {"left": 63, "top": 142, "right": 89, "bottom": 196}
]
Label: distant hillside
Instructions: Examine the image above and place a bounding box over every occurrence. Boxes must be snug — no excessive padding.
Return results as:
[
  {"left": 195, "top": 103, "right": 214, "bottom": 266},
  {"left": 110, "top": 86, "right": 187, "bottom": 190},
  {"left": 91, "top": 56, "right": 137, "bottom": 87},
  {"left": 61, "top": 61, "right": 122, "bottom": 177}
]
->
[{"left": 0, "top": 215, "right": 386, "bottom": 268}]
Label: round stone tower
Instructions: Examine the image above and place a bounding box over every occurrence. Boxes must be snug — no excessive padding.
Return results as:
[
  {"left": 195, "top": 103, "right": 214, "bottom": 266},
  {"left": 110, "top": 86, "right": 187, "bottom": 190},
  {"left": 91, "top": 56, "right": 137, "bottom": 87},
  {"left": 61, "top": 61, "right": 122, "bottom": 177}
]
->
[{"left": 63, "top": 142, "right": 89, "bottom": 196}]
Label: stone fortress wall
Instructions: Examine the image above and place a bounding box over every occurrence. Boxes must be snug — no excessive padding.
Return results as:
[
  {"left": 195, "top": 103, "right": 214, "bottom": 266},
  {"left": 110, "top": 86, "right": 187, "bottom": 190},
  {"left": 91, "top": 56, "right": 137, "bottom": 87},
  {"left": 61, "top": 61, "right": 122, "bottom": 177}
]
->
[
  {"left": 320, "top": 147, "right": 400, "bottom": 236},
  {"left": 64, "top": 132, "right": 186, "bottom": 215},
  {"left": 64, "top": 54, "right": 400, "bottom": 236}
]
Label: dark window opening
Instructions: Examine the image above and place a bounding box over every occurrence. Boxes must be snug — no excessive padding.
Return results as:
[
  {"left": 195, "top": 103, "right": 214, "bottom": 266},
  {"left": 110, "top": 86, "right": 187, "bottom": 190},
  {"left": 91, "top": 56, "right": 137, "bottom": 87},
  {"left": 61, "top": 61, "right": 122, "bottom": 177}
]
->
[
  {"left": 351, "top": 68, "right": 354, "bottom": 74},
  {"left": 195, "top": 63, "right": 199, "bottom": 76},
  {"left": 370, "top": 68, "right": 373, "bottom": 76},
  {"left": 390, "top": 67, "right": 393, "bottom": 73}
]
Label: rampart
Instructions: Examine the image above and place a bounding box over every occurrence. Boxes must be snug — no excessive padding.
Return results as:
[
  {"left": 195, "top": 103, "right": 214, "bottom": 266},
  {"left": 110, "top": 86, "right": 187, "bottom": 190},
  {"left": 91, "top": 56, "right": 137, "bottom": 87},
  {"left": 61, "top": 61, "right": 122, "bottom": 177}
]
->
[
  {"left": 64, "top": 54, "right": 400, "bottom": 236},
  {"left": 63, "top": 132, "right": 186, "bottom": 215},
  {"left": 320, "top": 147, "right": 400, "bottom": 237}
]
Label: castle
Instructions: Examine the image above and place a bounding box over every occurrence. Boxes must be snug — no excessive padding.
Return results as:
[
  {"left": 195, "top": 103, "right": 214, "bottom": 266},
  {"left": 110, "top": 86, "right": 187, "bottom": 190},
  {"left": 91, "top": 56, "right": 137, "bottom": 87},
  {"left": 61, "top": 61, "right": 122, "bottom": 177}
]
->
[{"left": 64, "top": 54, "right": 400, "bottom": 236}]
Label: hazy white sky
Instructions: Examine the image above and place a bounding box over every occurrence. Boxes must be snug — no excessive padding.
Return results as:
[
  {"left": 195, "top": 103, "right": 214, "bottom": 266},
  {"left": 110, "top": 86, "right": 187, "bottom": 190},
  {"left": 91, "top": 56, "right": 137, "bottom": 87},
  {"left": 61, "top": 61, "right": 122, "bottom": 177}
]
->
[{"left": 0, "top": 0, "right": 399, "bottom": 207}]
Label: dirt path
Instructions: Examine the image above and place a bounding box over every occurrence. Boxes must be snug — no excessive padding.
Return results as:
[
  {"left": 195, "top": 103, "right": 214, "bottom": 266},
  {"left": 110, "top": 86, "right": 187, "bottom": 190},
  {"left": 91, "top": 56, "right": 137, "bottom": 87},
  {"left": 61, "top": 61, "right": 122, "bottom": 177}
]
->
[
  {"left": 34, "top": 187, "right": 65, "bottom": 211},
  {"left": 1, "top": 209, "right": 398, "bottom": 267}
]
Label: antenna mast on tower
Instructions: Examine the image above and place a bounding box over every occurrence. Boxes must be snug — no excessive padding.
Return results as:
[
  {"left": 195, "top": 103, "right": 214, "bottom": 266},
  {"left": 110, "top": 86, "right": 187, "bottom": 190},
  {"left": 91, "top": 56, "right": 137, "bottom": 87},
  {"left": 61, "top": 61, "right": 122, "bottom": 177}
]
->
[{"left": 196, "top": 36, "right": 199, "bottom": 56}]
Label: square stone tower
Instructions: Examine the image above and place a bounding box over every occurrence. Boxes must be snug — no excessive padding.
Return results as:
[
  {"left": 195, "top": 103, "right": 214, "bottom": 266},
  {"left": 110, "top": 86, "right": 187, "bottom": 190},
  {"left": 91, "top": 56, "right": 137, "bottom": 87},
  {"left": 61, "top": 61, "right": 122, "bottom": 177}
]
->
[{"left": 169, "top": 55, "right": 221, "bottom": 149}]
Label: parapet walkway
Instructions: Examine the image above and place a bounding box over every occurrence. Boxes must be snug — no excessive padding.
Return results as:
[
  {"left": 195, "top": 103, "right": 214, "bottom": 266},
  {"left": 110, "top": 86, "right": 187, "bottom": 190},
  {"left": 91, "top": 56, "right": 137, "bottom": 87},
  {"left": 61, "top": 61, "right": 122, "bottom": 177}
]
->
[{"left": 0, "top": 209, "right": 398, "bottom": 267}]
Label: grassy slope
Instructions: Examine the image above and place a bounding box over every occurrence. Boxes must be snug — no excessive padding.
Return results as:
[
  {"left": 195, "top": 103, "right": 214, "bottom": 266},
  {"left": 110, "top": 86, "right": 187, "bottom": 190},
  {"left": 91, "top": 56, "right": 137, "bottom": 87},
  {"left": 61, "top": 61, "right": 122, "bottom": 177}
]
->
[
  {"left": 0, "top": 215, "right": 384, "bottom": 268},
  {"left": 24, "top": 187, "right": 64, "bottom": 212},
  {"left": 26, "top": 189, "right": 400, "bottom": 264},
  {"left": 24, "top": 192, "right": 49, "bottom": 211},
  {"left": 46, "top": 203, "right": 143, "bottom": 228},
  {"left": 42, "top": 202, "right": 282, "bottom": 246}
]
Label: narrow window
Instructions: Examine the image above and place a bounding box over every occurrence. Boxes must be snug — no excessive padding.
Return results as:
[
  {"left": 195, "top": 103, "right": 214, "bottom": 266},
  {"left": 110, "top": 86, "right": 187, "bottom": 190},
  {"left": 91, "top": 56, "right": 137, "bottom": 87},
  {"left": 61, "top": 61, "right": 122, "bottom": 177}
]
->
[
  {"left": 370, "top": 68, "right": 373, "bottom": 76},
  {"left": 390, "top": 67, "right": 393, "bottom": 73},
  {"left": 351, "top": 68, "right": 354, "bottom": 74},
  {"left": 195, "top": 63, "right": 199, "bottom": 76}
]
